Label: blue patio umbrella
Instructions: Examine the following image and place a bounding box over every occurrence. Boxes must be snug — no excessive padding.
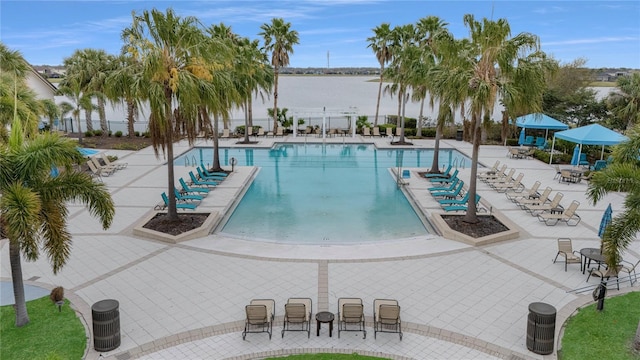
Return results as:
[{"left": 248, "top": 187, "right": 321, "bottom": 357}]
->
[
  {"left": 518, "top": 128, "right": 526, "bottom": 146},
  {"left": 598, "top": 203, "right": 613, "bottom": 239},
  {"left": 571, "top": 145, "right": 580, "bottom": 166}
]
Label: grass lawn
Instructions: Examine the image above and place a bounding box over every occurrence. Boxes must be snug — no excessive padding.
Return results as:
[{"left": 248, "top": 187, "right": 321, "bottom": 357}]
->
[
  {"left": 1, "top": 296, "right": 86, "bottom": 360},
  {"left": 267, "top": 354, "right": 388, "bottom": 360},
  {"left": 561, "top": 291, "right": 640, "bottom": 360}
]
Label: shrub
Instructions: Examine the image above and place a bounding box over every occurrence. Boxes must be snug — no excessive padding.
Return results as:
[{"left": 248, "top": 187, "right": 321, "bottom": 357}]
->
[
  {"left": 142, "top": 131, "right": 151, "bottom": 138},
  {"left": 506, "top": 138, "right": 520, "bottom": 146},
  {"left": 134, "top": 131, "right": 140, "bottom": 137},
  {"left": 114, "top": 131, "right": 123, "bottom": 138},
  {"left": 84, "top": 131, "right": 93, "bottom": 137},
  {"left": 93, "top": 130, "right": 103, "bottom": 137}
]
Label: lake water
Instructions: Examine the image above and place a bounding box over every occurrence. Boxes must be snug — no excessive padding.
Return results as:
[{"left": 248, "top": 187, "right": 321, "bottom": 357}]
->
[{"left": 53, "top": 78, "right": 615, "bottom": 134}]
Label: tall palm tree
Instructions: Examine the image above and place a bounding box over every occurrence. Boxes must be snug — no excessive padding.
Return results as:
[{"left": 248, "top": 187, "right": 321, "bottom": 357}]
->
[
  {"left": 607, "top": 72, "right": 640, "bottom": 131},
  {"left": 433, "top": 15, "right": 550, "bottom": 222},
  {"left": 39, "top": 98, "right": 60, "bottom": 130},
  {"left": 587, "top": 124, "right": 640, "bottom": 270},
  {"left": 259, "top": 18, "right": 299, "bottom": 132},
  {"left": 57, "top": 79, "right": 92, "bottom": 145},
  {"left": 105, "top": 54, "right": 145, "bottom": 138},
  {"left": 122, "top": 8, "right": 212, "bottom": 220},
  {"left": 0, "top": 118, "right": 115, "bottom": 327},
  {"left": 367, "top": 23, "right": 393, "bottom": 126}
]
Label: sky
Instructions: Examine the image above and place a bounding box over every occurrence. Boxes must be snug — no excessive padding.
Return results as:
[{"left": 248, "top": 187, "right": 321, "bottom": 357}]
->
[{"left": 1, "top": 0, "right": 639, "bottom": 69}]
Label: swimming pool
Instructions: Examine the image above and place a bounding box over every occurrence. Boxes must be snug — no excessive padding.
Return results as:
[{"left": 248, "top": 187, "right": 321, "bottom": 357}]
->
[{"left": 175, "top": 144, "right": 471, "bottom": 244}]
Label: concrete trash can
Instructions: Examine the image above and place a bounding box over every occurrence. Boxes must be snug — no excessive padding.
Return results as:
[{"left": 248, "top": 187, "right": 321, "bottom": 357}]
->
[
  {"left": 456, "top": 129, "right": 463, "bottom": 141},
  {"left": 526, "top": 302, "right": 556, "bottom": 355},
  {"left": 92, "top": 299, "right": 120, "bottom": 352}
]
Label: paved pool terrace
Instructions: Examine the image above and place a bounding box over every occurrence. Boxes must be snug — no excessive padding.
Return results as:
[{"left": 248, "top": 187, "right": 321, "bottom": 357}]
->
[{"left": 1, "top": 134, "right": 638, "bottom": 360}]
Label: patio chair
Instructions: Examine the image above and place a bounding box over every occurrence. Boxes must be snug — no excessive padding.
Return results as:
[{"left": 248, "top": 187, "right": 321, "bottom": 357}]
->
[
  {"left": 592, "top": 160, "right": 608, "bottom": 171},
  {"left": 304, "top": 126, "right": 313, "bottom": 136},
  {"left": 524, "top": 192, "right": 563, "bottom": 216},
  {"left": 337, "top": 297, "right": 366, "bottom": 339},
  {"left": 372, "top": 127, "right": 381, "bottom": 137},
  {"left": 431, "top": 180, "right": 464, "bottom": 199},
  {"left": 196, "top": 167, "right": 224, "bottom": 182},
  {"left": 363, "top": 127, "right": 371, "bottom": 137},
  {"left": 174, "top": 188, "right": 204, "bottom": 203},
  {"left": 523, "top": 135, "right": 535, "bottom": 146},
  {"left": 199, "top": 165, "right": 228, "bottom": 178},
  {"left": 243, "top": 299, "right": 275, "bottom": 340},
  {"left": 91, "top": 156, "right": 117, "bottom": 173},
  {"left": 587, "top": 265, "right": 622, "bottom": 290},
  {"left": 534, "top": 137, "right": 546, "bottom": 149},
  {"left": 578, "top": 153, "right": 590, "bottom": 167},
  {"left": 220, "top": 128, "right": 231, "bottom": 139},
  {"left": 537, "top": 200, "right": 581, "bottom": 226},
  {"left": 100, "top": 153, "right": 127, "bottom": 170},
  {"left": 157, "top": 192, "right": 197, "bottom": 211},
  {"left": 506, "top": 180, "right": 540, "bottom": 202},
  {"left": 423, "top": 164, "right": 453, "bottom": 179},
  {"left": 428, "top": 169, "right": 459, "bottom": 184},
  {"left": 493, "top": 173, "right": 525, "bottom": 193},
  {"left": 486, "top": 168, "right": 516, "bottom": 188},
  {"left": 429, "top": 177, "right": 459, "bottom": 192},
  {"left": 553, "top": 238, "right": 581, "bottom": 271},
  {"left": 439, "top": 193, "right": 480, "bottom": 208},
  {"left": 189, "top": 171, "right": 218, "bottom": 187},
  {"left": 373, "top": 299, "right": 402, "bottom": 340},
  {"left": 87, "top": 159, "right": 114, "bottom": 177},
  {"left": 281, "top": 297, "right": 312, "bottom": 338},
  {"left": 620, "top": 259, "right": 639, "bottom": 286},
  {"left": 256, "top": 127, "right": 265, "bottom": 137},
  {"left": 275, "top": 127, "right": 284, "bottom": 137},
  {"left": 246, "top": 126, "right": 254, "bottom": 138},
  {"left": 516, "top": 187, "right": 551, "bottom": 209},
  {"left": 179, "top": 178, "right": 211, "bottom": 194},
  {"left": 508, "top": 147, "right": 521, "bottom": 159},
  {"left": 553, "top": 165, "right": 562, "bottom": 180}
]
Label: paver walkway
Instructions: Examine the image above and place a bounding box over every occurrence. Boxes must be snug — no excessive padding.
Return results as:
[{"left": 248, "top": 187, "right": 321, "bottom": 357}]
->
[{"left": 1, "top": 135, "right": 638, "bottom": 360}]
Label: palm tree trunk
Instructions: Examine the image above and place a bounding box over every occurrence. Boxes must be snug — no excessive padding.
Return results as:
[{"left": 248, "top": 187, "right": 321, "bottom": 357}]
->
[
  {"left": 399, "top": 90, "right": 407, "bottom": 143},
  {"left": 247, "top": 98, "right": 254, "bottom": 127},
  {"left": 98, "top": 97, "right": 108, "bottom": 135},
  {"left": 464, "top": 111, "right": 482, "bottom": 223},
  {"left": 212, "top": 112, "right": 222, "bottom": 172},
  {"left": 165, "top": 89, "right": 178, "bottom": 221},
  {"left": 127, "top": 100, "right": 136, "bottom": 138},
  {"left": 75, "top": 113, "right": 83, "bottom": 145},
  {"left": 374, "top": 69, "right": 384, "bottom": 126},
  {"left": 273, "top": 68, "right": 280, "bottom": 131},
  {"left": 85, "top": 109, "right": 93, "bottom": 132},
  {"left": 9, "top": 242, "right": 29, "bottom": 327},
  {"left": 417, "top": 95, "right": 425, "bottom": 138},
  {"left": 429, "top": 123, "right": 443, "bottom": 173}
]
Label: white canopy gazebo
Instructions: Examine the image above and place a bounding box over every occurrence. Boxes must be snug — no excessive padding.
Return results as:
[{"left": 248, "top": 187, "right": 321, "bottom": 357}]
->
[{"left": 291, "top": 107, "right": 359, "bottom": 139}]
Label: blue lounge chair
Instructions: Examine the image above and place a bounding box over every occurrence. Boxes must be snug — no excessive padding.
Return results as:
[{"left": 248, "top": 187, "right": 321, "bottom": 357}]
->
[
  {"left": 534, "top": 137, "right": 546, "bottom": 149},
  {"left": 523, "top": 136, "right": 535, "bottom": 146},
  {"left": 179, "top": 178, "right": 210, "bottom": 194},
  {"left": 429, "top": 177, "right": 459, "bottom": 192},
  {"left": 439, "top": 193, "right": 480, "bottom": 207},
  {"left": 422, "top": 165, "right": 452, "bottom": 179},
  {"left": 197, "top": 167, "right": 225, "bottom": 182},
  {"left": 428, "top": 169, "right": 459, "bottom": 184},
  {"left": 442, "top": 194, "right": 481, "bottom": 212},
  {"left": 578, "top": 153, "right": 590, "bottom": 167},
  {"left": 189, "top": 171, "right": 218, "bottom": 187},
  {"left": 591, "top": 160, "right": 607, "bottom": 171},
  {"left": 174, "top": 188, "right": 204, "bottom": 203},
  {"left": 160, "top": 192, "right": 197, "bottom": 210},
  {"left": 431, "top": 181, "right": 464, "bottom": 199},
  {"left": 199, "top": 165, "right": 228, "bottom": 178}
]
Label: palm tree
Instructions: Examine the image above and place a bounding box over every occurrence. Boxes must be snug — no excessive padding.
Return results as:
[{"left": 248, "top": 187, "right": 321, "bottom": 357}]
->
[
  {"left": 122, "top": 8, "right": 212, "bottom": 220},
  {"left": 105, "top": 54, "right": 145, "bottom": 138},
  {"left": 587, "top": 124, "right": 640, "bottom": 270},
  {"left": 367, "top": 23, "right": 393, "bottom": 126},
  {"left": 39, "top": 98, "right": 60, "bottom": 130},
  {"left": 1, "top": 118, "right": 115, "bottom": 327},
  {"left": 433, "top": 15, "right": 551, "bottom": 222},
  {"left": 259, "top": 18, "right": 299, "bottom": 132},
  {"left": 607, "top": 72, "right": 640, "bottom": 131},
  {"left": 57, "top": 79, "right": 92, "bottom": 145}
]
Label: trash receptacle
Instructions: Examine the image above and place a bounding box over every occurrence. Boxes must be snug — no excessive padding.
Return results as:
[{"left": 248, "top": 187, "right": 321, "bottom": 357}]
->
[
  {"left": 526, "top": 302, "right": 556, "bottom": 355},
  {"left": 456, "top": 129, "right": 463, "bottom": 141},
  {"left": 92, "top": 299, "right": 120, "bottom": 352}
]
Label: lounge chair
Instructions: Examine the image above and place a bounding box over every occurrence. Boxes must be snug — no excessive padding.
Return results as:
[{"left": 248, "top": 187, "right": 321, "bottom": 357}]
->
[
  {"left": 442, "top": 194, "right": 481, "bottom": 212},
  {"left": 220, "top": 128, "right": 231, "bottom": 139},
  {"left": 372, "top": 127, "right": 381, "bottom": 137},
  {"left": 479, "top": 164, "right": 507, "bottom": 182},
  {"left": 246, "top": 126, "right": 254, "bottom": 138},
  {"left": 524, "top": 192, "right": 563, "bottom": 216},
  {"left": 304, "top": 126, "right": 313, "bottom": 136},
  {"left": 91, "top": 156, "right": 117, "bottom": 173},
  {"left": 174, "top": 188, "right": 204, "bottom": 203},
  {"left": 373, "top": 299, "right": 402, "bottom": 340},
  {"left": 362, "top": 127, "right": 371, "bottom": 137},
  {"left": 385, "top": 127, "right": 393, "bottom": 138},
  {"left": 428, "top": 177, "right": 459, "bottom": 192},
  {"left": 534, "top": 137, "right": 546, "bottom": 149},
  {"left": 179, "top": 178, "right": 210, "bottom": 194},
  {"left": 337, "top": 297, "right": 366, "bottom": 339},
  {"left": 275, "top": 127, "right": 284, "bottom": 137},
  {"left": 439, "top": 193, "right": 480, "bottom": 208},
  {"left": 242, "top": 299, "right": 275, "bottom": 340},
  {"left": 578, "top": 153, "right": 590, "bottom": 167},
  {"left": 592, "top": 160, "right": 607, "bottom": 171},
  {"left": 189, "top": 171, "right": 218, "bottom": 187},
  {"left": 506, "top": 180, "right": 540, "bottom": 202},
  {"left": 87, "top": 159, "right": 114, "bottom": 177},
  {"left": 516, "top": 187, "right": 551, "bottom": 209},
  {"left": 281, "top": 297, "right": 312, "bottom": 338},
  {"left": 486, "top": 168, "right": 516, "bottom": 187},
  {"left": 199, "top": 165, "right": 228, "bottom": 178},
  {"left": 553, "top": 165, "right": 562, "bottom": 180},
  {"left": 537, "top": 200, "right": 581, "bottom": 226},
  {"left": 493, "top": 173, "right": 525, "bottom": 193},
  {"left": 523, "top": 135, "right": 535, "bottom": 146},
  {"left": 428, "top": 169, "right": 459, "bottom": 184},
  {"left": 431, "top": 180, "right": 464, "bottom": 199},
  {"left": 553, "top": 238, "right": 581, "bottom": 271},
  {"left": 156, "top": 192, "right": 197, "bottom": 210},
  {"left": 423, "top": 164, "right": 453, "bottom": 179},
  {"left": 477, "top": 160, "right": 500, "bottom": 177},
  {"left": 256, "top": 127, "right": 265, "bottom": 137},
  {"left": 100, "top": 153, "right": 127, "bottom": 170},
  {"left": 196, "top": 167, "right": 224, "bottom": 182}
]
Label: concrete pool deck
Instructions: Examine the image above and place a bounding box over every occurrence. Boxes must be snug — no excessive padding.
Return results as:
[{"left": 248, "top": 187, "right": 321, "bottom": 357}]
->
[{"left": 1, "top": 134, "right": 638, "bottom": 360}]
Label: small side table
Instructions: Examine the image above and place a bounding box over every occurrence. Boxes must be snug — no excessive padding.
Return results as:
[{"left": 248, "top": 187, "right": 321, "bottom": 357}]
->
[{"left": 316, "top": 311, "right": 335, "bottom": 337}]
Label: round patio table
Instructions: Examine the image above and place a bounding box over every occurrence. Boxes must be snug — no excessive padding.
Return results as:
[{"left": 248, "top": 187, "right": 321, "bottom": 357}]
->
[
  {"left": 580, "top": 248, "right": 605, "bottom": 274},
  {"left": 315, "top": 311, "right": 335, "bottom": 337}
]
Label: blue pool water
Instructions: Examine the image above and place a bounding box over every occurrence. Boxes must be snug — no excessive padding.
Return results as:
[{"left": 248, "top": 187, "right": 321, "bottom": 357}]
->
[
  {"left": 175, "top": 144, "right": 471, "bottom": 244},
  {"left": 1, "top": 282, "right": 50, "bottom": 306}
]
